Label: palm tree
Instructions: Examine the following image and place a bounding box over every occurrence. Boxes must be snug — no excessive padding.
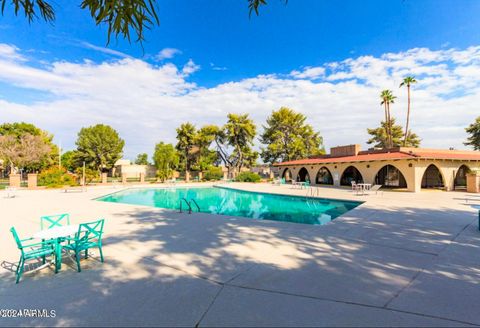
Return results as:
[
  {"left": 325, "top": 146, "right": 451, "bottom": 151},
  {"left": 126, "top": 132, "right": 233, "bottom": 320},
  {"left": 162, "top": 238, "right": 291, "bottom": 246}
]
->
[
  {"left": 380, "top": 90, "right": 390, "bottom": 147},
  {"left": 399, "top": 76, "right": 417, "bottom": 147},
  {"left": 380, "top": 90, "right": 396, "bottom": 148}
]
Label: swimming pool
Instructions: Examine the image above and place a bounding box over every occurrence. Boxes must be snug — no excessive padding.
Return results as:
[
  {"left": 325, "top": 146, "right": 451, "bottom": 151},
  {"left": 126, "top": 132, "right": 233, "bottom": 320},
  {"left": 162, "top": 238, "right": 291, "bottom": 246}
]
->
[{"left": 97, "top": 186, "right": 362, "bottom": 225}]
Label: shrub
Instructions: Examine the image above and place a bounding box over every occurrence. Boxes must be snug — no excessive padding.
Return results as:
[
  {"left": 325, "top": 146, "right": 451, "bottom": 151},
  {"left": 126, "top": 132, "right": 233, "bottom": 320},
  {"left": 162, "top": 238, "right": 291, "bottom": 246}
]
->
[
  {"left": 235, "top": 171, "right": 261, "bottom": 183},
  {"left": 203, "top": 166, "right": 223, "bottom": 181},
  {"left": 74, "top": 167, "right": 99, "bottom": 184},
  {"left": 38, "top": 167, "right": 77, "bottom": 188}
]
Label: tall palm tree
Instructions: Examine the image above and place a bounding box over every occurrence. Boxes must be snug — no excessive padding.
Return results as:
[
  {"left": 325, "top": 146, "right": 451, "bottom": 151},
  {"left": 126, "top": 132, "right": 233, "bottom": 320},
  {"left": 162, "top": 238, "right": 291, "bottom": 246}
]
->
[
  {"left": 380, "top": 90, "right": 396, "bottom": 148},
  {"left": 399, "top": 76, "right": 417, "bottom": 147},
  {"left": 380, "top": 90, "right": 390, "bottom": 147}
]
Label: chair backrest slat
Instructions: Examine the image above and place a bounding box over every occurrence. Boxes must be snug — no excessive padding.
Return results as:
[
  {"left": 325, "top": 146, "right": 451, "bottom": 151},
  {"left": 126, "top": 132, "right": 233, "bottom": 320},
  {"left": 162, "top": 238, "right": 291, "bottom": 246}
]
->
[
  {"left": 371, "top": 185, "right": 382, "bottom": 191},
  {"left": 40, "top": 214, "right": 70, "bottom": 230},
  {"left": 10, "top": 227, "right": 24, "bottom": 251},
  {"left": 75, "top": 219, "right": 105, "bottom": 246}
]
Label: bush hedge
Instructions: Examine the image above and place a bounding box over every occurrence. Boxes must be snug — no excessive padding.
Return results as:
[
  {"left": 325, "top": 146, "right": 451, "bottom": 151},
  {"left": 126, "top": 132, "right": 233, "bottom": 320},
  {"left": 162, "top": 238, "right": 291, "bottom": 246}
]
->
[
  {"left": 203, "top": 166, "right": 223, "bottom": 181},
  {"left": 38, "top": 167, "right": 77, "bottom": 188},
  {"left": 235, "top": 171, "right": 261, "bottom": 183}
]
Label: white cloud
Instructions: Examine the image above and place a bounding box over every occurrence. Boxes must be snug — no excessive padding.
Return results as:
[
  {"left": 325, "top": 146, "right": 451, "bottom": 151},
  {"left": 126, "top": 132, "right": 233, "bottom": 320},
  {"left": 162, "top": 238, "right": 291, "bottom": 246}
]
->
[
  {"left": 210, "top": 63, "right": 227, "bottom": 71},
  {"left": 290, "top": 66, "right": 325, "bottom": 79},
  {"left": 155, "top": 48, "right": 182, "bottom": 61},
  {"left": 182, "top": 59, "right": 200, "bottom": 76},
  {"left": 0, "top": 44, "right": 26, "bottom": 62},
  {"left": 0, "top": 44, "right": 479, "bottom": 159},
  {"left": 80, "top": 42, "right": 131, "bottom": 59}
]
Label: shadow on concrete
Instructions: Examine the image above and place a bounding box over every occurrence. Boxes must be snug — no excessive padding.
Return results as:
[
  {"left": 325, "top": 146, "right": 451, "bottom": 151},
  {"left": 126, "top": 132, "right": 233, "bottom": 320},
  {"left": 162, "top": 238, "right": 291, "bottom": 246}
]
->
[{"left": 0, "top": 203, "right": 478, "bottom": 326}]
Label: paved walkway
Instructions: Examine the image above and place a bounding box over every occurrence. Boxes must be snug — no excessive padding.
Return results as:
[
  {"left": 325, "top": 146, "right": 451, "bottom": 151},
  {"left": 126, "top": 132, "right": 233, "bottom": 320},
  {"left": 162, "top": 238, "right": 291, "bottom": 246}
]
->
[{"left": 0, "top": 183, "right": 479, "bottom": 327}]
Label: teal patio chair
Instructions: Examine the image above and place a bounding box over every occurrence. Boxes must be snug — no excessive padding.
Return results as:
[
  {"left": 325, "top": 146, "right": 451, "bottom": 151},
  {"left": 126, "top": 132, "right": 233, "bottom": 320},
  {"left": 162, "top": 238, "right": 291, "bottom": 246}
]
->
[
  {"left": 63, "top": 219, "right": 105, "bottom": 272},
  {"left": 10, "top": 227, "right": 57, "bottom": 283},
  {"left": 303, "top": 180, "right": 311, "bottom": 189},
  {"left": 40, "top": 213, "right": 70, "bottom": 230}
]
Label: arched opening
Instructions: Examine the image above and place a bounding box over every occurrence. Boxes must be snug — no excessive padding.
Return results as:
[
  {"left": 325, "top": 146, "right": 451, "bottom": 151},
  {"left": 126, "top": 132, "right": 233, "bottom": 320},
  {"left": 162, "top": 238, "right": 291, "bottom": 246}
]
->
[
  {"left": 340, "top": 166, "right": 363, "bottom": 186},
  {"left": 375, "top": 165, "right": 407, "bottom": 188},
  {"left": 297, "top": 167, "right": 310, "bottom": 182},
  {"left": 316, "top": 167, "right": 333, "bottom": 185},
  {"left": 421, "top": 164, "right": 444, "bottom": 189},
  {"left": 454, "top": 165, "right": 470, "bottom": 190},
  {"left": 282, "top": 168, "right": 292, "bottom": 182}
]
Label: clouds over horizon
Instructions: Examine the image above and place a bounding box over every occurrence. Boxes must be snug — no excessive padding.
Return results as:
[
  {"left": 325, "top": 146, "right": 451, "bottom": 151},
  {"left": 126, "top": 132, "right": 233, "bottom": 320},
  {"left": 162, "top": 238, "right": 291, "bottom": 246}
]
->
[{"left": 0, "top": 43, "right": 479, "bottom": 159}]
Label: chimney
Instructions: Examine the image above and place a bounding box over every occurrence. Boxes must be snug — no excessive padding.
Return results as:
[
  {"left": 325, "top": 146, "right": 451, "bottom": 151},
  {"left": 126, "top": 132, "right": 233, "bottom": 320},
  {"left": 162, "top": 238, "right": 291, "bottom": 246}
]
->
[{"left": 330, "top": 144, "right": 361, "bottom": 157}]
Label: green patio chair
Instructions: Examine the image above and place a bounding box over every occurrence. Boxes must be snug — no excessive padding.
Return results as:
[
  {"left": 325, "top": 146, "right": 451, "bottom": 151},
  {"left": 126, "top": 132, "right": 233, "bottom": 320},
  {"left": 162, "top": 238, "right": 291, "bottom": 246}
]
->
[
  {"left": 10, "top": 227, "right": 57, "bottom": 284},
  {"left": 40, "top": 213, "right": 70, "bottom": 230},
  {"left": 62, "top": 219, "right": 105, "bottom": 272}
]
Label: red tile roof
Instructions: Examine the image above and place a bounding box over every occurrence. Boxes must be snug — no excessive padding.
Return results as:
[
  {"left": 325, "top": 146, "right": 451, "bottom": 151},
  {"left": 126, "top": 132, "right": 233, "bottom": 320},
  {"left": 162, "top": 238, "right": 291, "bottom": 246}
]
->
[{"left": 274, "top": 149, "right": 480, "bottom": 166}]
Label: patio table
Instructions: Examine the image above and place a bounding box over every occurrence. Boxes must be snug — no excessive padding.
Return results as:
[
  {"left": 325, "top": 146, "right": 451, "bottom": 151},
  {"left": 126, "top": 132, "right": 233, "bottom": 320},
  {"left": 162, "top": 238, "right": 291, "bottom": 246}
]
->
[
  {"left": 356, "top": 183, "right": 372, "bottom": 195},
  {"left": 33, "top": 225, "right": 80, "bottom": 271}
]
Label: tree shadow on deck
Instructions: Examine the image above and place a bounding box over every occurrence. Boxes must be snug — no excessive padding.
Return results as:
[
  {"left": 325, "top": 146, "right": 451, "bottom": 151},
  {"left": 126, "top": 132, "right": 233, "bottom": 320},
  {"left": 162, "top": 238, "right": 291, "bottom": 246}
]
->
[{"left": 0, "top": 204, "right": 479, "bottom": 326}]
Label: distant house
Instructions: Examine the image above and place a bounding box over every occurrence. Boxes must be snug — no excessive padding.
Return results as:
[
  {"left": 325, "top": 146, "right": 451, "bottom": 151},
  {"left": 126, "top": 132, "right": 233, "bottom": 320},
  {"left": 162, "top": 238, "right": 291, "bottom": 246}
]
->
[
  {"left": 273, "top": 144, "right": 480, "bottom": 192},
  {"left": 250, "top": 164, "right": 273, "bottom": 178},
  {"left": 111, "top": 159, "right": 156, "bottom": 178}
]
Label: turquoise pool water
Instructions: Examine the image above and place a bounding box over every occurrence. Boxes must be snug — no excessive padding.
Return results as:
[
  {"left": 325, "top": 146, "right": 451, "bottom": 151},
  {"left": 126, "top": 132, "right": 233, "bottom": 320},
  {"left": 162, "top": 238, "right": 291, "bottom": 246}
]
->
[{"left": 97, "top": 187, "right": 362, "bottom": 225}]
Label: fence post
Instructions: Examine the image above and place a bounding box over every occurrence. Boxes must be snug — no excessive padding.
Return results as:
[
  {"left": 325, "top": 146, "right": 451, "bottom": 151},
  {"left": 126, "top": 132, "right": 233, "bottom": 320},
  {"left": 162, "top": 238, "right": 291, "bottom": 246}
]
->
[
  {"left": 27, "top": 173, "right": 38, "bottom": 189},
  {"left": 9, "top": 174, "right": 21, "bottom": 188},
  {"left": 101, "top": 172, "right": 108, "bottom": 184}
]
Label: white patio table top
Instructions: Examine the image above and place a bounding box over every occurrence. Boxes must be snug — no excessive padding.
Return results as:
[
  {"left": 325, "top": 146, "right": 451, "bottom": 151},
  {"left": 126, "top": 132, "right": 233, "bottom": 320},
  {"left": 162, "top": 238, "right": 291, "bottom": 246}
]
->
[{"left": 33, "top": 225, "right": 80, "bottom": 240}]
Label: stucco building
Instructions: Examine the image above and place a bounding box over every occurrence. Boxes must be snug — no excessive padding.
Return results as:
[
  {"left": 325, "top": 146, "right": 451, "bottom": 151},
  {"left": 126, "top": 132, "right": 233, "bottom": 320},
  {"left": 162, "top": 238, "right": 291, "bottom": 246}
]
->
[
  {"left": 273, "top": 144, "right": 480, "bottom": 192},
  {"left": 112, "top": 159, "right": 157, "bottom": 179}
]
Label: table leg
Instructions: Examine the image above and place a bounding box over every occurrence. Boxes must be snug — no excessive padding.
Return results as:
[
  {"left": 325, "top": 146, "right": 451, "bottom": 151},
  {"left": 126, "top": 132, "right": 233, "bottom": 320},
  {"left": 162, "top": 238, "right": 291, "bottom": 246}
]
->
[{"left": 55, "top": 239, "right": 62, "bottom": 273}]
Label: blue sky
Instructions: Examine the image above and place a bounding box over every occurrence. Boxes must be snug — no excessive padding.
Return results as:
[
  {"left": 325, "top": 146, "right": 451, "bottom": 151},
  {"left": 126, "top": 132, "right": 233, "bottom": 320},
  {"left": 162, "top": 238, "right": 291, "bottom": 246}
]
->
[
  {"left": 2, "top": 0, "right": 479, "bottom": 85},
  {"left": 0, "top": 0, "right": 480, "bottom": 158}
]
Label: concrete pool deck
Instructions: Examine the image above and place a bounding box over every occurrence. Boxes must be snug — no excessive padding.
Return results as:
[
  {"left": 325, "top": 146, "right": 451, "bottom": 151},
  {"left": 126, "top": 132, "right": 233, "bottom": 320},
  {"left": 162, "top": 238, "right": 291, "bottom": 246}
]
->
[{"left": 0, "top": 182, "right": 479, "bottom": 327}]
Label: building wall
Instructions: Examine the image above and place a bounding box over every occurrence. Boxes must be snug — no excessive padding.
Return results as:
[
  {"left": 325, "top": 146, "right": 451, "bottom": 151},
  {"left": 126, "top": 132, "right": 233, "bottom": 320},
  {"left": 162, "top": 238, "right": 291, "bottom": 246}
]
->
[
  {"left": 274, "top": 160, "right": 480, "bottom": 192},
  {"left": 115, "top": 164, "right": 157, "bottom": 178}
]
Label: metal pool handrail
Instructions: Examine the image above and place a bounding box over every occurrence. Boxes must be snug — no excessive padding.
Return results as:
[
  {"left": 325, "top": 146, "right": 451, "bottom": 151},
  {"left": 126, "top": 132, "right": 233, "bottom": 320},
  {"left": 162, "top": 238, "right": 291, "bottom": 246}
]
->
[
  {"left": 190, "top": 199, "right": 200, "bottom": 212},
  {"left": 179, "top": 198, "right": 192, "bottom": 214}
]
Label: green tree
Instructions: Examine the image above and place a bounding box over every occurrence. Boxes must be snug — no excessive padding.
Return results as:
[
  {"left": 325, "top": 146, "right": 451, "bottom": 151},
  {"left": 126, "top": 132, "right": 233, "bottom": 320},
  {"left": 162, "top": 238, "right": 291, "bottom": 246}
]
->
[
  {"left": 1, "top": 0, "right": 278, "bottom": 44},
  {"left": 175, "top": 123, "right": 197, "bottom": 181},
  {"left": 380, "top": 90, "right": 397, "bottom": 148},
  {"left": 399, "top": 76, "right": 417, "bottom": 146},
  {"left": 0, "top": 122, "right": 45, "bottom": 138},
  {"left": 134, "top": 153, "right": 149, "bottom": 165},
  {"left": 61, "top": 150, "right": 80, "bottom": 172},
  {"left": 367, "top": 118, "right": 420, "bottom": 148},
  {"left": 75, "top": 124, "right": 125, "bottom": 172},
  {"left": 1, "top": 0, "right": 159, "bottom": 44},
  {"left": 260, "top": 107, "right": 324, "bottom": 164},
  {"left": 464, "top": 116, "right": 480, "bottom": 150},
  {"left": 153, "top": 142, "right": 179, "bottom": 182},
  {"left": 214, "top": 113, "right": 258, "bottom": 177},
  {"left": 194, "top": 125, "right": 219, "bottom": 171}
]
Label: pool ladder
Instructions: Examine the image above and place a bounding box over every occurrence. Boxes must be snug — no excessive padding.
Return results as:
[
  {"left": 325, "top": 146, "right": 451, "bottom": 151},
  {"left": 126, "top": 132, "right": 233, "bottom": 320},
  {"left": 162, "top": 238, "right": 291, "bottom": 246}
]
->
[{"left": 179, "top": 198, "right": 201, "bottom": 214}]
